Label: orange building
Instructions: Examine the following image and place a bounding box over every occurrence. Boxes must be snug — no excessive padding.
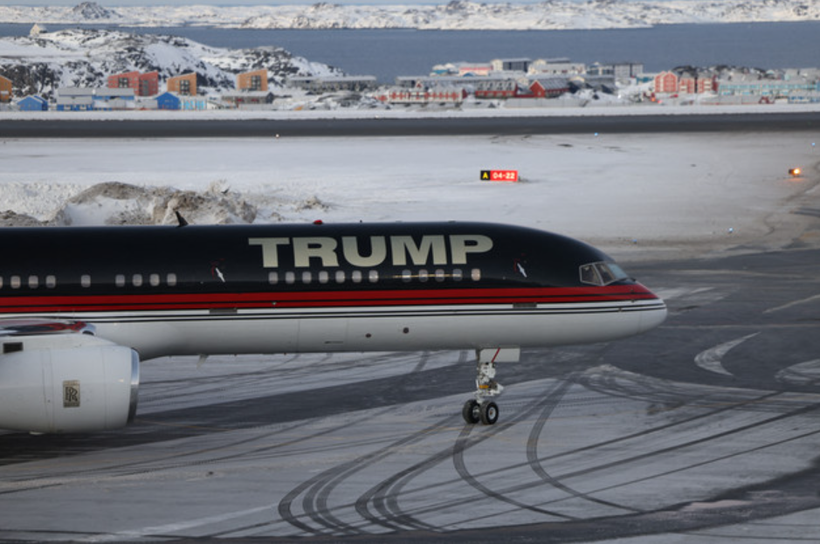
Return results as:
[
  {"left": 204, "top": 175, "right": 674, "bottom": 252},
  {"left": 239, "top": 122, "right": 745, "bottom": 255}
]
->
[
  {"left": 167, "top": 73, "right": 197, "bottom": 96},
  {"left": 653, "top": 71, "right": 679, "bottom": 94},
  {"left": 237, "top": 69, "right": 267, "bottom": 92},
  {"left": 679, "top": 73, "right": 715, "bottom": 94},
  {"left": 0, "top": 75, "right": 12, "bottom": 103}
]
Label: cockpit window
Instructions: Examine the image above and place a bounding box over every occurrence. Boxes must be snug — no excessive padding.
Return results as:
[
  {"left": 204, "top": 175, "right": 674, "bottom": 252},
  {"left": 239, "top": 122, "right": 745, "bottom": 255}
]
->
[{"left": 579, "top": 262, "right": 629, "bottom": 286}]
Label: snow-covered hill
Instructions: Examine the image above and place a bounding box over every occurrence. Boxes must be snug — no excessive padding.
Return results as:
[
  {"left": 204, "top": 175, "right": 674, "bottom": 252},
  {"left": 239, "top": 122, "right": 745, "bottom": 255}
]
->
[
  {"left": 0, "top": 0, "right": 818, "bottom": 30},
  {"left": 0, "top": 27, "right": 342, "bottom": 99}
]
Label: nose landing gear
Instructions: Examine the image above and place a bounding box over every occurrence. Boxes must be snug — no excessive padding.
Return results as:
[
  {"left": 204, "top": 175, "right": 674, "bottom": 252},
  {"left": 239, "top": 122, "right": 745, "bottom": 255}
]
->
[{"left": 461, "top": 348, "right": 518, "bottom": 425}]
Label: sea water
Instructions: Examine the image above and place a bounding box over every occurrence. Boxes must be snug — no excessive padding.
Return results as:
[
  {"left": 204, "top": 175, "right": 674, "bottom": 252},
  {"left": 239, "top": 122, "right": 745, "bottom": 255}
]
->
[{"left": 1, "top": 21, "right": 819, "bottom": 83}]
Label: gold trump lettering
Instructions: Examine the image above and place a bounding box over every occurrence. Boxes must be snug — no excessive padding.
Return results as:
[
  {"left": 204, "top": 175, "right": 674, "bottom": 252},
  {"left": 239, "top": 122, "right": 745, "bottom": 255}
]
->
[{"left": 249, "top": 234, "right": 493, "bottom": 268}]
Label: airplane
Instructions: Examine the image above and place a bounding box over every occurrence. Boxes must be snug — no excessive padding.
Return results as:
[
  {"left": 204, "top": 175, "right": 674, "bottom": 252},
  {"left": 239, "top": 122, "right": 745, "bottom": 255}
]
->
[{"left": 0, "top": 221, "right": 666, "bottom": 433}]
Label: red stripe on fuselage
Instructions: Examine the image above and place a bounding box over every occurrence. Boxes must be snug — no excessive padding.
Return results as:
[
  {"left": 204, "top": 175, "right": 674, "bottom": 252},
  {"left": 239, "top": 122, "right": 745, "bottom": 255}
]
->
[{"left": 0, "top": 285, "right": 659, "bottom": 314}]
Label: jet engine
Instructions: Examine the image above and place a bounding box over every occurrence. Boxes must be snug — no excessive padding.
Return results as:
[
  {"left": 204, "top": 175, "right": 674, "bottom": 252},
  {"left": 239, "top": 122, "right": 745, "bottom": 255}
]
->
[{"left": 0, "top": 333, "right": 139, "bottom": 433}]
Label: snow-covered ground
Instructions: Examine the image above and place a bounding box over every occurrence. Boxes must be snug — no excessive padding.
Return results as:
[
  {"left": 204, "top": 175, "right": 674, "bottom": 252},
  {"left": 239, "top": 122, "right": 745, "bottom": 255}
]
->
[
  {"left": 1, "top": 130, "right": 817, "bottom": 263},
  {"left": 1, "top": 0, "right": 818, "bottom": 30},
  {"left": 0, "top": 28, "right": 340, "bottom": 100}
]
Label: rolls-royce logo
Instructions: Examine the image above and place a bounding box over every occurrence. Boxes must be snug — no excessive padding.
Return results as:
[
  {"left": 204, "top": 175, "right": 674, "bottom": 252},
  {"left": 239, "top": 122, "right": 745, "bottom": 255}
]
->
[{"left": 63, "top": 380, "right": 80, "bottom": 408}]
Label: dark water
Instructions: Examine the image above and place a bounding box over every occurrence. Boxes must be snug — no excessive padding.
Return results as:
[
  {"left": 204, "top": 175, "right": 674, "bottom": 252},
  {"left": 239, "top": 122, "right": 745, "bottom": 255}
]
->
[{"left": 2, "top": 22, "right": 819, "bottom": 83}]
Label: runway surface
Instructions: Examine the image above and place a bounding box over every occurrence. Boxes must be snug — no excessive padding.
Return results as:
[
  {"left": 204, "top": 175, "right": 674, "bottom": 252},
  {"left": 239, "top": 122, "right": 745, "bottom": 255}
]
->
[
  {"left": 3, "top": 110, "right": 820, "bottom": 138},
  {"left": 2, "top": 242, "right": 820, "bottom": 542},
  {"left": 2, "top": 115, "right": 820, "bottom": 542}
]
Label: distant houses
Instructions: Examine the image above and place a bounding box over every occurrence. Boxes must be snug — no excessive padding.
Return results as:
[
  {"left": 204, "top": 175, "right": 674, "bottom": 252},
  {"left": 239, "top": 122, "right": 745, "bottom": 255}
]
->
[
  {"left": 2, "top": 50, "right": 820, "bottom": 112},
  {"left": 156, "top": 92, "right": 211, "bottom": 111}
]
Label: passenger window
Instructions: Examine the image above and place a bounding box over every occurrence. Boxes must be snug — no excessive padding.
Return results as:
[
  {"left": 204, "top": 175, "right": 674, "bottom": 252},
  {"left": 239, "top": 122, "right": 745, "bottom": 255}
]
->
[
  {"left": 285, "top": 272, "right": 295, "bottom": 285},
  {"left": 369, "top": 270, "right": 379, "bottom": 283},
  {"left": 81, "top": 275, "right": 91, "bottom": 288},
  {"left": 268, "top": 271, "right": 279, "bottom": 285},
  {"left": 28, "top": 276, "right": 38, "bottom": 289},
  {"left": 10, "top": 276, "right": 20, "bottom": 289},
  {"left": 167, "top": 273, "right": 177, "bottom": 287},
  {"left": 115, "top": 274, "right": 126, "bottom": 287},
  {"left": 471, "top": 269, "right": 481, "bottom": 281},
  {"left": 46, "top": 275, "right": 56, "bottom": 289},
  {"left": 419, "top": 269, "right": 429, "bottom": 282},
  {"left": 452, "top": 269, "right": 463, "bottom": 282},
  {"left": 302, "top": 271, "right": 312, "bottom": 284},
  {"left": 351, "top": 270, "right": 362, "bottom": 283},
  {"left": 150, "top": 274, "right": 160, "bottom": 287},
  {"left": 335, "top": 270, "right": 345, "bottom": 283},
  {"left": 435, "top": 269, "right": 445, "bottom": 282},
  {"left": 0, "top": 277, "right": 3, "bottom": 288},
  {"left": 133, "top": 274, "right": 143, "bottom": 287},
  {"left": 318, "top": 271, "right": 329, "bottom": 284},
  {"left": 402, "top": 270, "right": 412, "bottom": 282}
]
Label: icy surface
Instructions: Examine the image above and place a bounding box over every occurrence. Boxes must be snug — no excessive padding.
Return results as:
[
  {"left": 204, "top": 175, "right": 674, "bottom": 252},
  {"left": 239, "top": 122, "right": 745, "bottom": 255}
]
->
[{"left": 0, "top": 131, "right": 817, "bottom": 262}]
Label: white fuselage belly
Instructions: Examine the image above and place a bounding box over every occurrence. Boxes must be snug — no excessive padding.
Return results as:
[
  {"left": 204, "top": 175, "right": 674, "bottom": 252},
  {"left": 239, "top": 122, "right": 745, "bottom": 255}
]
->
[{"left": 47, "top": 299, "right": 667, "bottom": 360}]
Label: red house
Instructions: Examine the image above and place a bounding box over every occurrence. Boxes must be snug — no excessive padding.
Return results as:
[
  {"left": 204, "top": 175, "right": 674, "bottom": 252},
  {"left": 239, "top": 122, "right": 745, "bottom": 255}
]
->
[
  {"left": 679, "top": 73, "right": 715, "bottom": 94},
  {"left": 527, "top": 78, "right": 570, "bottom": 98},
  {"left": 138, "top": 72, "right": 159, "bottom": 97},
  {"left": 107, "top": 71, "right": 159, "bottom": 97},
  {"left": 653, "top": 71, "right": 679, "bottom": 94}
]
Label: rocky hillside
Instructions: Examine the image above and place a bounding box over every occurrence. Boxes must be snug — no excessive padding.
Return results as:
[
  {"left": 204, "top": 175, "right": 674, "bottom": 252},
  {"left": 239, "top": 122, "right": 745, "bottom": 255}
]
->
[
  {"left": 0, "top": 0, "right": 817, "bottom": 30},
  {"left": 0, "top": 27, "right": 342, "bottom": 100}
]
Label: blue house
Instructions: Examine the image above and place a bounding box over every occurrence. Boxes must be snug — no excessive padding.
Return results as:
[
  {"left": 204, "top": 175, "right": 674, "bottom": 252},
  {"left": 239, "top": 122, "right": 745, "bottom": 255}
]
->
[
  {"left": 155, "top": 91, "right": 210, "bottom": 111},
  {"left": 17, "top": 95, "right": 48, "bottom": 111},
  {"left": 156, "top": 91, "right": 181, "bottom": 110}
]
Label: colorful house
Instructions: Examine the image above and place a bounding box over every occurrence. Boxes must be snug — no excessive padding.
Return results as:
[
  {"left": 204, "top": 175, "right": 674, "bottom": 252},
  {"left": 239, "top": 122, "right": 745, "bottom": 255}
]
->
[
  {"left": 237, "top": 69, "right": 268, "bottom": 92},
  {"left": 155, "top": 91, "right": 210, "bottom": 110},
  {"left": 108, "top": 71, "right": 159, "bottom": 97},
  {"left": 17, "top": 95, "right": 48, "bottom": 111},
  {"left": 0, "top": 75, "right": 12, "bottom": 103},
  {"left": 167, "top": 73, "right": 197, "bottom": 96}
]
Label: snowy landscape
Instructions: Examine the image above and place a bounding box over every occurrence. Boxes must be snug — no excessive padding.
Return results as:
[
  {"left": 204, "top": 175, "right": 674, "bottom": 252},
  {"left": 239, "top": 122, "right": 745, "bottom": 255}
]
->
[
  {"left": 0, "top": 27, "right": 342, "bottom": 101},
  {"left": 0, "top": 0, "right": 818, "bottom": 30},
  {"left": 2, "top": 131, "right": 817, "bottom": 264}
]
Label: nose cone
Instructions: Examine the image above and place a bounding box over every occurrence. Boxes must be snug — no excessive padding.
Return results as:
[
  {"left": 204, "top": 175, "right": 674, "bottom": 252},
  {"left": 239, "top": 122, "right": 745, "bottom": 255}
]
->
[{"left": 638, "top": 287, "right": 667, "bottom": 334}]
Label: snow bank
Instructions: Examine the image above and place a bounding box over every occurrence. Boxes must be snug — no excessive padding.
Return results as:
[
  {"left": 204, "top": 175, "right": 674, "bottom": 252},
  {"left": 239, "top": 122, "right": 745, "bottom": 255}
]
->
[{"left": 1, "top": 132, "right": 817, "bottom": 263}]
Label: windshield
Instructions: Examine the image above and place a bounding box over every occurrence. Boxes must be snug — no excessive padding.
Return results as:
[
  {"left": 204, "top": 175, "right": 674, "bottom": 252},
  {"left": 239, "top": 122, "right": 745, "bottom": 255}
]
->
[{"left": 579, "top": 262, "right": 630, "bottom": 286}]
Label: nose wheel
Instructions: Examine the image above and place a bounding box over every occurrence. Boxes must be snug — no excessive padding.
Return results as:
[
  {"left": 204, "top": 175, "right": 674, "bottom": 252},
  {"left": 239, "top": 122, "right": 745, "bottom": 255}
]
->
[
  {"left": 462, "top": 350, "right": 513, "bottom": 425},
  {"left": 462, "top": 399, "right": 499, "bottom": 425}
]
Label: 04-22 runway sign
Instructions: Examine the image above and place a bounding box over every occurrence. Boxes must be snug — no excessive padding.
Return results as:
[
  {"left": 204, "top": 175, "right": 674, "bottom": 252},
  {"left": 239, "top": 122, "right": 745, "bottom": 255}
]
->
[{"left": 481, "top": 170, "right": 519, "bottom": 182}]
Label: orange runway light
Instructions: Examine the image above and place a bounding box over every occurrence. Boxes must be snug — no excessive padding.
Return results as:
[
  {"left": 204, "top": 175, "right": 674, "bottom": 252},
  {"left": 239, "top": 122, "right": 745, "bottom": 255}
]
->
[{"left": 789, "top": 167, "right": 802, "bottom": 177}]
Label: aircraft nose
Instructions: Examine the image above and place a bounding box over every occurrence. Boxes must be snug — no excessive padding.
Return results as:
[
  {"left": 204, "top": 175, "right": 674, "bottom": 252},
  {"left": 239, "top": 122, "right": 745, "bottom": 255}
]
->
[{"left": 639, "top": 290, "right": 667, "bottom": 333}]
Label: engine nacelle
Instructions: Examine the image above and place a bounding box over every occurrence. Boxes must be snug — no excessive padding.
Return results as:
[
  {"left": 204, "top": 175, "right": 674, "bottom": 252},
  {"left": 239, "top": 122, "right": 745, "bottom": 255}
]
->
[{"left": 0, "top": 334, "right": 139, "bottom": 433}]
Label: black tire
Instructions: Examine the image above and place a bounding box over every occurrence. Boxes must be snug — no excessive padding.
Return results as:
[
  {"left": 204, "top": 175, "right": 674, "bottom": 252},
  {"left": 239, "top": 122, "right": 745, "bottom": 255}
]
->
[
  {"left": 462, "top": 399, "right": 480, "bottom": 424},
  {"left": 480, "top": 401, "right": 499, "bottom": 425}
]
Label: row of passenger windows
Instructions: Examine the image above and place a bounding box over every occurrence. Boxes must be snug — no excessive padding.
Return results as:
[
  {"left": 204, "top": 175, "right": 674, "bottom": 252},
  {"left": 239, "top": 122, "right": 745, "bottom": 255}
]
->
[
  {"left": 0, "top": 274, "right": 179, "bottom": 290},
  {"left": 267, "top": 268, "right": 483, "bottom": 285},
  {"left": 0, "top": 269, "right": 481, "bottom": 290}
]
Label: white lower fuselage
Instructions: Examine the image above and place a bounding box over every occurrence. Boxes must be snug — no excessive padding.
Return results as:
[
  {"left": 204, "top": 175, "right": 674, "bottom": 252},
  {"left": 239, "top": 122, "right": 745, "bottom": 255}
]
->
[{"left": 67, "top": 297, "right": 667, "bottom": 360}]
